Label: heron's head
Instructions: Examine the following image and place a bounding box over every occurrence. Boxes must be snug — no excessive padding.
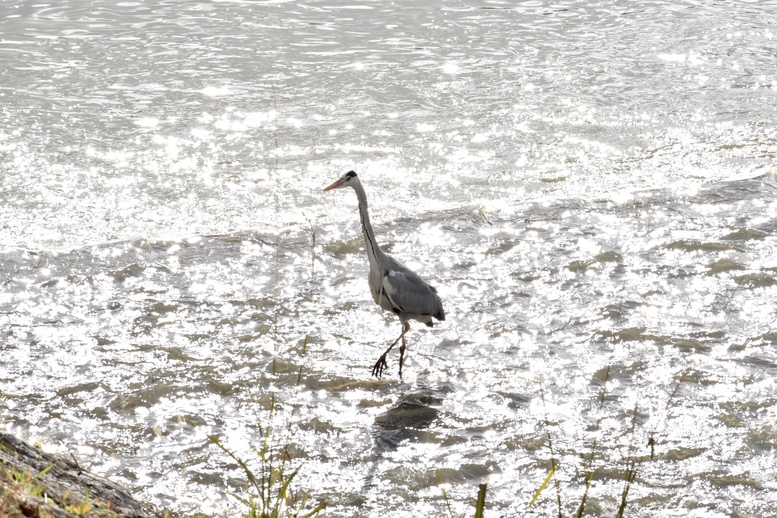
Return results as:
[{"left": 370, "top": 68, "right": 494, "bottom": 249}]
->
[{"left": 323, "top": 170, "right": 358, "bottom": 192}]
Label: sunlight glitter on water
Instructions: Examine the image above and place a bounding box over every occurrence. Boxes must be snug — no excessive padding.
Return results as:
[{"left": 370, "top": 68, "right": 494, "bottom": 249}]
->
[{"left": 2, "top": 0, "right": 777, "bottom": 516}]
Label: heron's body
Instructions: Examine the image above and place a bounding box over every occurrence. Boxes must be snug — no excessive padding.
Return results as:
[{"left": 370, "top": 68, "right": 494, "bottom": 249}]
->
[{"left": 324, "top": 170, "right": 445, "bottom": 378}]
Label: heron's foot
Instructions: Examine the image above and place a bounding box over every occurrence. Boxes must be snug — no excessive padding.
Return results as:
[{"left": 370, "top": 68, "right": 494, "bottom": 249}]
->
[{"left": 371, "top": 354, "right": 389, "bottom": 379}]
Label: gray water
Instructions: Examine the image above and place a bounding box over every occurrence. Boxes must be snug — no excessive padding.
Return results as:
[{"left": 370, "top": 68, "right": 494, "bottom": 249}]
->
[{"left": 2, "top": 1, "right": 777, "bottom": 516}]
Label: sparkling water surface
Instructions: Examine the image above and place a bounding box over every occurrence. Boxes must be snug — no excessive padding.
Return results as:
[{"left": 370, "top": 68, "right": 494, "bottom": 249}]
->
[{"left": 2, "top": 1, "right": 777, "bottom": 516}]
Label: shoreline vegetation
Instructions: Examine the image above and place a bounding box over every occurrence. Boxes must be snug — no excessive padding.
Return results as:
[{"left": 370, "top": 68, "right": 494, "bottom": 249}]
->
[
  {"left": 1, "top": 429, "right": 496, "bottom": 518},
  {"left": 0, "top": 428, "right": 327, "bottom": 518}
]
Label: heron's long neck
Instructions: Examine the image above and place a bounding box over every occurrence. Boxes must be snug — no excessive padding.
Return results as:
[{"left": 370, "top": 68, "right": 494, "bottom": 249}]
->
[{"left": 353, "top": 182, "right": 385, "bottom": 267}]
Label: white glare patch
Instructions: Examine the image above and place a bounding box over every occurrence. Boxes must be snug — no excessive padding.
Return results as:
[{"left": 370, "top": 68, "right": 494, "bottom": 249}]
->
[
  {"left": 658, "top": 53, "right": 686, "bottom": 63},
  {"left": 215, "top": 116, "right": 246, "bottom": 132},
  {"left": 244, "top": 111, "right": 276, "bottom": 127},
  {"left": 610, "top": 190, "right": 634, "bottom": 204},
  {"left": 40, "top": 442, "right": 62, "bottom": 454},
  {"left": 200, "top": 86, "right": 232, "bottom": 97},
  {"left": 191, "top": 127, "right": 211, "bottom": 139},
  {"left": 135, "top": 117, "right": 159, "bottom": 128},
  {"left": 250, "top": 169, "right": 270, "bottom": 182},
  {"left": 442, "top": 62, "right": 459, "bottom": 75},
  {"left": 577, "top": 238, "right": 601, "bottom": 255},
  {"left": 416, "top": 123, "right": 436, "bottom": 132}
]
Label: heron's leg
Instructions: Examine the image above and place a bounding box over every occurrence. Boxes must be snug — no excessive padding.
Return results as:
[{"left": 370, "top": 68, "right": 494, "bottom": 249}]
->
[
  {"left": 397, "top": 322, "right": 410, "bottom": 380},
  {"left": 372, "top": 333, "right": 402, "bottom": 378},
  {"left": 371, "top": 321, "right": 411, "bottom": 379}
]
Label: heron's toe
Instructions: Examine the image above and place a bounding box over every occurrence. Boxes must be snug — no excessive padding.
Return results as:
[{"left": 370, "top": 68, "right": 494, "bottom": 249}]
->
[{"left": 372, "top": 355, "right": 389, "bottom": 378}]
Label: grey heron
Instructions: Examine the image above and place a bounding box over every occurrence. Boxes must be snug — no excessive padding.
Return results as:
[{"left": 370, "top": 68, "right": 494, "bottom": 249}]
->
[{"left": 323, "top": 170, "right": 445, "bottom": 379}]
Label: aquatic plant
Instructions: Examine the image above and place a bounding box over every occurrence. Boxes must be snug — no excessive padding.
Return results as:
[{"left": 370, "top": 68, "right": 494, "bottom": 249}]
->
[
  {"left": 203, "top": 395, "right": 326, "bottom": 518},
  {"left": 435, "top": 472, "right": 487, "bottom": 518},
  {"left": 474, "top": 483, "right": 487, "bottom": 518}
]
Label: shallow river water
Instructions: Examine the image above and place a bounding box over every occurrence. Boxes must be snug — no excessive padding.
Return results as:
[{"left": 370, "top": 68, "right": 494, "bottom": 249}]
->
[{"left": 2, "top": 1, "right": 777, "bottom": 517}]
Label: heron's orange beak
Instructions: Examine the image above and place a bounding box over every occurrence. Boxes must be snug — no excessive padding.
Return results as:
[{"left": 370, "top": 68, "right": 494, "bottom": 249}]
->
[{"left": 323, "top": 177, "right": 345, "bottom": 191}]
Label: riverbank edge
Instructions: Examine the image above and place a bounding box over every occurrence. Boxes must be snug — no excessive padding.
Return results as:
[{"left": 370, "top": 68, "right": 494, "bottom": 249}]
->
[{"left": 0, "top": 432, "right": 160, "bottom": 518}]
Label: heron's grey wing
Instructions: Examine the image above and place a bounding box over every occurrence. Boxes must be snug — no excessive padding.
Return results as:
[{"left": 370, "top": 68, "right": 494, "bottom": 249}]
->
[{"left": 381, "top": 267, "right": 445, "bottom": 320}]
